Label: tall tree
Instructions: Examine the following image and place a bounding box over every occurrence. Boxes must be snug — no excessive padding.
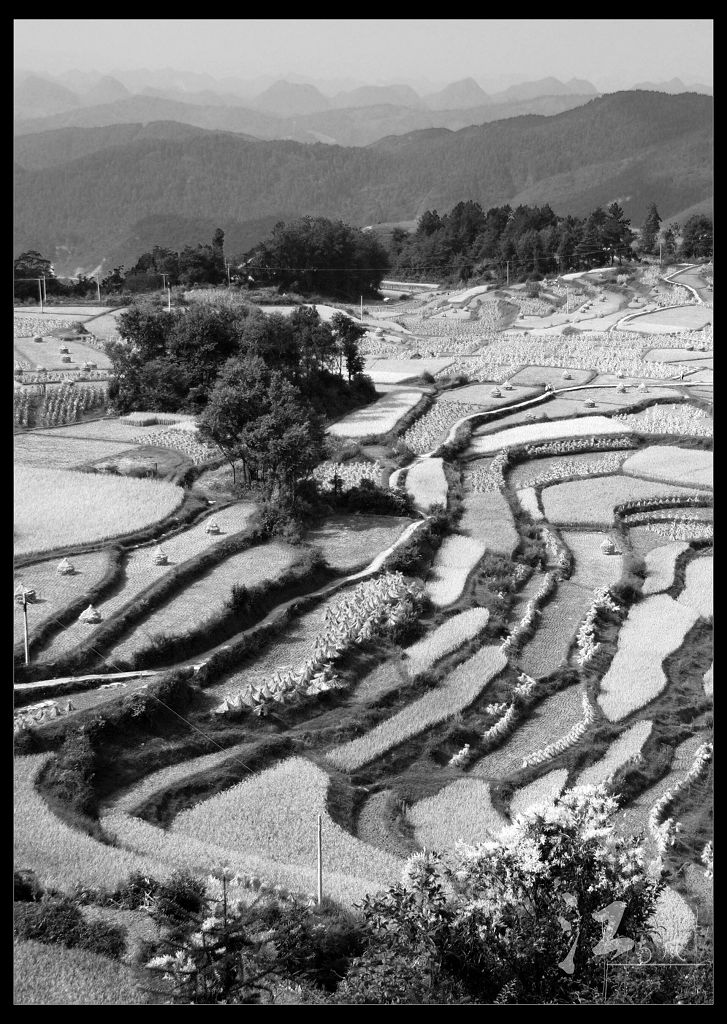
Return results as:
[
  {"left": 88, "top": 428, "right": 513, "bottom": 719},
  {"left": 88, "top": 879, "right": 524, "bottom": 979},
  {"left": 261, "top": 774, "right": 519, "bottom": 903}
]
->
[
  {"left": 639, "top": 203, "right": 662, "bottom": 255},
  {"left": 330, "top": 312, "right": 366, "bottom": 380},
  {"left": 679, "top": 214, "right": 713, "bottom": 259}
]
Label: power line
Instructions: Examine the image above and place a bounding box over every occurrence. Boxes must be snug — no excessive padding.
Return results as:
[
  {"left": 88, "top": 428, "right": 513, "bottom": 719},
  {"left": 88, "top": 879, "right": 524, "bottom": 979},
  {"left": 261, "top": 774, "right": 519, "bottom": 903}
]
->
[{"left": 15, "top": 598, "right": 259, "bottom": 781}]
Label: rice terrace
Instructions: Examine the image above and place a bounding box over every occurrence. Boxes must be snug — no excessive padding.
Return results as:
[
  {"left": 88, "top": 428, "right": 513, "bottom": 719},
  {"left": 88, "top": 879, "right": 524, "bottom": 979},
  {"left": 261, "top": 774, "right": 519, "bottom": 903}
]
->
[
  {"left": 13, "top": 16, "right": 713, "bottom": 1003},
  {"left": 13, "top": 252, "right": 713, "bottom": 1002}
]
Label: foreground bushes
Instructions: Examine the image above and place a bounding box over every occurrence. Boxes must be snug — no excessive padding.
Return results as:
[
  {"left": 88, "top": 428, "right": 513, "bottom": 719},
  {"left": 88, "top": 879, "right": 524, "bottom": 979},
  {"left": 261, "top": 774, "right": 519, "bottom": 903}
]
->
[{"left": 14, "top": 896, "right": 126, "bottom": 960}]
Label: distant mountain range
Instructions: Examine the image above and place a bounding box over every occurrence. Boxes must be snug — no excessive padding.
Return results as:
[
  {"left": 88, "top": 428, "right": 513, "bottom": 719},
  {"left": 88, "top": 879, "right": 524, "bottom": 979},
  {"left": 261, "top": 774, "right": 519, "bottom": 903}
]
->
[{"left": 13, "top": 92, "right": 712, "bottom": 277}]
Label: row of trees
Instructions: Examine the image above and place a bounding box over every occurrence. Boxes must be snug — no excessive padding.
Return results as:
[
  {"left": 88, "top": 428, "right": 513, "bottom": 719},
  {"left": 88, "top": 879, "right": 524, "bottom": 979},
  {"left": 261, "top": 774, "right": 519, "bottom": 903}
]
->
[
  {"left": 107, "top": 302, "right": 372, "bottom": 501},
  {"left": 387, "top": 200, "right": 713, "bottom": 282}
]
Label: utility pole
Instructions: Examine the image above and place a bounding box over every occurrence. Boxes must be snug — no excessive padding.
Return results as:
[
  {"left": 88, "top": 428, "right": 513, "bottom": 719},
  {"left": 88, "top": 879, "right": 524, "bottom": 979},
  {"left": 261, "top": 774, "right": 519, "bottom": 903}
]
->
[
  {"left": 317, "top": 814, "right": 323, "bottom": 906},
  {"left": 95, "top": 275, "right": 101, "bottom": 302},
  {"left": 21, "top": 591, "right": 30, "bottom": 666},
  {"left": 38, "top": 278, "right": 44, "bottom": 314},
  {"left": 41, "top": 275, "right": 47, "bottom": 305}
]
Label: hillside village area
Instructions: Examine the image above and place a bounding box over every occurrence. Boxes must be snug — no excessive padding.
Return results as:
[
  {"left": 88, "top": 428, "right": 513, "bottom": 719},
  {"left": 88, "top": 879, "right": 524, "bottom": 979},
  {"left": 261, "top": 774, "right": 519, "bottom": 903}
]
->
[{"left": 14, "top": 17, "right": 713, "bottom": 1007}]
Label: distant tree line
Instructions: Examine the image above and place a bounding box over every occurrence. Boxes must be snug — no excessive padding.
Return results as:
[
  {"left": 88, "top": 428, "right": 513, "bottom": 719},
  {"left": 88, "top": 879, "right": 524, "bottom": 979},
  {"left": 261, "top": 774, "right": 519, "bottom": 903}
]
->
[
  {"left": 386, "top": 200, "right": 713, "bottom": 283},
  {"left": 107, "top": 302, "right": 372, "bottom": 503}
]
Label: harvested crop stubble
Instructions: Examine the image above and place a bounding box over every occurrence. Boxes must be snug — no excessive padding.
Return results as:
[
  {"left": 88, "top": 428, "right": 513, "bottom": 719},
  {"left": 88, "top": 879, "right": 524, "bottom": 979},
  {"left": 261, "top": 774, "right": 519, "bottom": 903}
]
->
[
  {"left": 425, "top": 534, "right": 486, "bottom": 607},
  {"left": 507, "top": 366, "right": 594, "bottom": 388},
  {"left": 14, "top": 466, "right": 184, "bottom": 558},
  {"left": 129, "top": 427, "right": 215, "bottom": 464},
  {"left": 558, "top": 384, "right": 683, "bottom": 409},
  {"left": 14, "top": 433, "right": 139, "bottom": 470},
  {"left": 642, "top": 541, "right": 691, "bottom": 595},
  {"left": 508, "top": 450, "right": 630, "bottom": 490},
  {"left": 562, "top": 531, "right": 624, "bottom": 591},
  {"left": 677, "top": 555, "right": 713, "bottom": 619},
  {"left": 172, "top": 757, "right": 402, "bottom": 893},
  {"left": 509, "top": 768, "right": 569, "bottom": 819},
  {"left": 703, "top": 664, "right": 713, "bottom": 698},
  {"left": 307, "top": 515, "right": 412, "bottom": 572},
  {"left": 597, "top": 595, "right": 699, "bottom": 721},
  {"left": 365, "top": 357, "right": 454, "bottom": 379},
  {"left": 516, "top": 583, "right": 594, "bottom": 678},
  {"left": 575, "top": 719, "right": 653, "bottom": 787},
  {"left": 356, "top": 790, "right": 407, "bottom": 858},
  {"left": 402, "top": 401, "right": 482, "bottom": 454},
  {"left": 32, "top": 419, "right": 171, "bottom": 442},
  {"left": 402, "top": 607, "right": 491, "bottom": 678},
  {"left": 649, "top": 887, "right": 697, "bottom": 956},
  {"left": 38, "top": 502, "right": 257, "bottom": 661},
  {"left": 14, "top": 754, "right": 166, "bottom": 894},
  {"left": 13, "top": 550, "right": 112, "bottom": 646},
  {"left": 613, "top": 733, "right": 707, "bottom": 841},
  {"left": 541, "top": 475, "right": 699, "bottom": 527},
  {"left": 467, "top": 416, "right": 630, "bottom": 456},
  {"left": 405, "top": 457, "right": 448, "bottom": 511},
  {"left": 327, "top": 390, "right": 421, "bottom": 438},
  {"left": 471, "top": 684, "right": 586, "bottom": 779},
  {"left": 622, "top": 446, "right": 712, "bottom": 490},
  {"left": 327, "top": 645, "right": 507, "bottom": 772},
  {"left": 615, "top": 403, "right": 712, "bottom": 437},
  {"left": 517, "top": 487, "right": 543, "bottom": 520},
  {"left": 13, "top": 939, "right": 146, "bottom": 1005},
  {"left": 110, "top": 541, "right": 303, "bottom": 662},
  {"left": 311, "top": 459, "right": 383, "bottom": 491},
  {"left": 458, "top": 490, "right": 519, "bottom": 554},
  {"left": 437, "top": 384, "right": 542, "bottom": 407},
  {"left": 409, "top": 779, "right": 508, "bottom": 851}
]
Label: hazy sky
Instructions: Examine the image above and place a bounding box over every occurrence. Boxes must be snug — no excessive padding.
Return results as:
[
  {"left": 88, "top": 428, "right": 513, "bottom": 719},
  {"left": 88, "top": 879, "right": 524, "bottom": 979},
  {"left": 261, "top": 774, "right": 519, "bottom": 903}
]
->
[{"left": 14, "top": 19, "right": 713, "bottom": 88}]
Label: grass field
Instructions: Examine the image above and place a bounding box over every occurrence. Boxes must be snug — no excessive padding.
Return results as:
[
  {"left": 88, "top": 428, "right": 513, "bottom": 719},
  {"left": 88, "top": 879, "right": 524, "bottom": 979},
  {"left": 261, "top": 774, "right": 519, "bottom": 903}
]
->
[
  {"left": 470, "top": 684, "right": 586, "bottom": 779},
  {"left": 613, "top": 733, "right": 707, "bottom": 840},
  {"left": 38, "top": 502, "right": 257, "bottom": 662},
  {"left": 622, "top": 446, "right": 713, "bottom": 489},
  {"left": 14, "top": 549, "right": 113, "bottom": 646},
  {"left": 405, "top": 457, "right": 448, "bottom": 511},
  {"left": 14, "top": 433, "right": 140, "bottom": 470},
  {"left": 425, "top": 534, "right": 486, "bottom": 607},
  {"left": 327, "top": 390, "right": 421, "bottom": 438},
  {"left": 576, "top": 720, "right": 653, "bottom": 787},
  {"left": 327, "top": 645, "right": 507, "bottom": 771},
  {"left": 507, "top": 366, "right": 593, "bottom": 387},
  {"left": 597, "top": 595, "right": 699, "bottom": 721},
  {"left": 437, "top": 384, "right": 542, "bottom": 407},
  {"left": 14, "top": 754, "right": 165, "bottom": 893},
  {"left": 678, "top": 555, "right": 713, "bottom": 619},
  {"left": 516, "top": 583, "right": 594, "bottom": 678},
  {"left": 110, "top": 541, "right": 303, "bottom": 662},
  {"left": 14, "top": 466, "right": 185, "bottom": 558},
  {"left": 409, "top": 779, "right": 507, "bottom": 850},
  {"left": 509, "top": 768, "right": 569, "bottom": 819},
  {"left": 172, "top": 757, "right": 402, "bottom": 889},
  {"left": 541, "top": 475, "right": 699, "bottom": 526},
  {"left": 642, "top": 542, "right": 691, "bottom": 595},
  {"left": 13, "top": 335, "right": 112, "bottom": 370},
  {"left": 562, "top": 530, "right": 624, "bottom": 591},
  {"left": 13, "top": 939, "right": 147, "bottom": 1005},
  {"left": 458, "top": 490, "right": 519, "bottom": 554},
  {"left": 468, "top": 415, "right": 630, "bottom": 455},
  {"left": 306, "top": 515, "right": 412, "bottom": 571}
]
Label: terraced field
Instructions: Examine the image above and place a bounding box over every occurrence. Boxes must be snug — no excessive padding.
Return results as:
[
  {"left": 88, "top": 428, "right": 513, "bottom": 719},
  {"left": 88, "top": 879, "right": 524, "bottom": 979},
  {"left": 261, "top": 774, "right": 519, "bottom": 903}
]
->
[{"left": 14, "top": 263, "right": 713, "bottom": 999}]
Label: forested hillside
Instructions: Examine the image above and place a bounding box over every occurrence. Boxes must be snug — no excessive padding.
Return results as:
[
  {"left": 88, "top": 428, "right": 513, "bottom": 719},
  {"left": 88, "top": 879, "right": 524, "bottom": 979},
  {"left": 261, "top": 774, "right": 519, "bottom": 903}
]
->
[{"left": 14, "top": 92, "right": 712, "bottom": 276}]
